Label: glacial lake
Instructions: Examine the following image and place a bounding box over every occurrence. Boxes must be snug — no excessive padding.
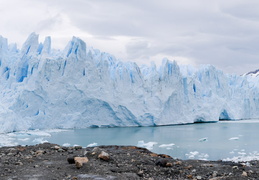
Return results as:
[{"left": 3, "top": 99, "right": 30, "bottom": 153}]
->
[{"left": 2, "top": 119, "right": 259, "bottom": 162}]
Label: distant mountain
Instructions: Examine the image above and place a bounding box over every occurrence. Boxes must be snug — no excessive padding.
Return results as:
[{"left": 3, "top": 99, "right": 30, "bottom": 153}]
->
[{"left": 244, "top": 69, "right": 259, "bottom": 77}]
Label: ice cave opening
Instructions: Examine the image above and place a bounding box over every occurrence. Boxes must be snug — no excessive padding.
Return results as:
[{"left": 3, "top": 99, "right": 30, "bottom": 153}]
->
[{"left": 219, "top": 109, "right": 231, "bottom": 120}]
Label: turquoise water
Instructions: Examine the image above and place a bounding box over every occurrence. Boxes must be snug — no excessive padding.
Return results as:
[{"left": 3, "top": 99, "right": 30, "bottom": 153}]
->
[{"left": 3, "top": 120, "right": 259, "bottom": 161}]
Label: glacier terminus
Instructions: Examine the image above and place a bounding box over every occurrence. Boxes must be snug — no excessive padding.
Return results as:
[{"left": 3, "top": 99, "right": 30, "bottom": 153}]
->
[{"left": 0, "top": 33, "right": 258, "bottom": 133}]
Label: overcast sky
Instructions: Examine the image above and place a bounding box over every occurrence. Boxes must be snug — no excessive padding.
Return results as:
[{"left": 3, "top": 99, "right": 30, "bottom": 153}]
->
[{"left": 1, "top": 0, "right": 259, "bottom": 74}]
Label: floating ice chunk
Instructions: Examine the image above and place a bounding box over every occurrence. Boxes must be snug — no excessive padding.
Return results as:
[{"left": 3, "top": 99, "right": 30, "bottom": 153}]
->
[
  {"left": 223, "top": 151, "right": 259, "bottom": 162},
  {"left": 32, "top": 138, "right": 48, "bottom": 144},
  {"left": 238, "top": 152, "right": 246, "bottom": 155},
  {"left": 137, "top": 140, "right": 157, "bottom": 150},
  {"left": 186, "top": 151, "right": 209, "bottom": 160},
  {"left": 186, "top": 151, "right": 199, "bottom": 159},
  {"left": 62, "top": 143, "right": 71, "bottom": 147},
  {"left": 87, "top": 142, "right": 98, "bottom": 147},
  {"left": 199, "top": 137, "right": 208, "bottom": 142},
  {"left": 159, "top": 143, "right": 175, "bottom": 149},
  {"left": 229, "top": 137, "right": 239, "bottom": 140},
  {"left": 18, "top": 138, "right": 30, "bottom": 141}
]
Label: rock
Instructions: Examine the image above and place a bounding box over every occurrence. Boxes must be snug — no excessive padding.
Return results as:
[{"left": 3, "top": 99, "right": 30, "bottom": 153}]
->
[
  {"left": 7, "top": 148, "right": 16, "bottom": 153},
  {"left": 98, "top": 151, "right": 110, "bottom": 161},
  {"left": 175, "top": 161, "right": 182, "bottom": 165},
  {"left": 186, "top": 174, "right": 193, "bottom": 179},
  {"left": 184, "top": 165, "right": 193, "bottom": 169},
  {"left": 196, "top": 175, "right": 202, "bottom": 180},
  {"left": 150, "top": 153, "right": 158, "bottom": 157},
  {"left": 242, "top": 171, "right": 247, "bottom": 176},
  {"left": 212, "top": 171, "right": 217, "bottom": 177},
  {"left": 92, "top": 147, "right": 100, "bottom": 152},
  {"left": 15, "top": 162, "right": 23, "bottom": 166},
  {"left": 83, "top": 150, "right": 88, "bottom": 156},
  {"left": 74, "top": 157, "right": 89, "bottom": 169},
  {"left": 166, "top": 162, "right": 173, "bottom": 167},
  {"left": 155, "top": 159, "right": 171, "bottom": 167},
  {"left": 137, "top": 170, "right": 144, "bottom": 177},
  {"left": 57, "top": 148, "right": 64, "bottom": 152},
  {"left": 35, "top": 150, "right": 45, "bottom": 156},
  {"left": 158, "top": 154, "right": 171, "bottom": 158},
  {"left": 67, "top": 157, "right": 75, "bottom": 164},
  {"left": 61, "top": 146, "right": 68, "bottom": 151},
  {"left": 25, "top": 155, "right": 32, "bottom": 159},
  {"left": 232, "top": 166, "right": 238, "bottom": 170},
  {"left": 52, "top": 146, "right": 60, "bottom": 150},
  {"left": 74, "top": 146, "right": 82, "bottom": 150}
]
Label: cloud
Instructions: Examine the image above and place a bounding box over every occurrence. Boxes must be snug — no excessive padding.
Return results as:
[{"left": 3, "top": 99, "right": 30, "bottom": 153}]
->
[{"left": 1, "top": 0, "right": 259, "bottom": 74}]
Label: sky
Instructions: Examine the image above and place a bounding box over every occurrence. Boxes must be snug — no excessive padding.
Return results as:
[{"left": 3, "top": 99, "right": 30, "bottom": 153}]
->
[{"left": 1, "top": 0, "right": 259, "bottom": 75}]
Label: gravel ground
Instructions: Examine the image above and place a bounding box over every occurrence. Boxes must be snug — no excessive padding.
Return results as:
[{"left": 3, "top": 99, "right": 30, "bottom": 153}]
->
[{"left": 0, "top": 143, "right": 258, "bottom": 180}]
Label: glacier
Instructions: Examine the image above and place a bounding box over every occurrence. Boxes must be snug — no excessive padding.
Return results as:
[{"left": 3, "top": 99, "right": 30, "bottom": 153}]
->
[{"left": 0, "top": 32, "right": 258, "bottom": 133}]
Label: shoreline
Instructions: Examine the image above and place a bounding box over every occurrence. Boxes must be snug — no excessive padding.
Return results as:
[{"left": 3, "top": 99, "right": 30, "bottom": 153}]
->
[{"left": 0, "top": 143, "right": 258, "bottom": 179}]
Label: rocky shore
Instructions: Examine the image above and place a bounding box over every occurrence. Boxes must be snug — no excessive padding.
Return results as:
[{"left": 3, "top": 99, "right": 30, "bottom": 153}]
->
[{"left": 0, "top": 143, "right": 258, "bottom": 180}]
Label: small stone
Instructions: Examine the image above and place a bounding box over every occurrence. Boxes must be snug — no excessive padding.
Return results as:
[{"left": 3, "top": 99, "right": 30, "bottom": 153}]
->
[
  {"left": 61, "top": 146, "right": 68, "bottom": 151},
  {"left": 184, "top": 165, "right": 193, "bottom": 169},
  {"left": 137, "top": 170, "right": 144, "bottom": 177},
  {"left": 74, "top": 146, "right": 82, "bottom": 150},
  {"left": 98, "top": 151, "right": 110, "bottom": 161},
  {"left": 166, "top": 162, "right": 173, "bottom": 167},
  {"left": 15, "top": 162, "right": 23, "bottom": 166},
  {"left": 150, "top": 153, "right": 158, "bottom": 157},
  {"left": 242, "top": 171, "right": 247, "bottom": 176},
  {"left": 25, "top": 155, "right": 32, "bottom": 159},
  {"left": 35, "top": 150, "right": 45, "bottom": 156},
  {"left": 67, "top": 157, "right": 75, "bottom": 164},
  {"left": 155, "top": 159, "right": 169, "bottom": 167},
  {"left": 67, "top": 150, "right": 73, "bottom": 154},
  {"left": 158, "top": 154, "right": 171, "bottom": 158},
  {"left": 34, "top": 165, "right": 39, "bottom": 168},
  {"left": 74, "top": 157, "right": 89, "bottom": 169},
  {"left": 92, "top": 147, "right": 100, "bottom": 152},
  {"left": 186, "top": 174, "right": 193, "bottom": 179},
  {"left": 52, "top": 146, "right": 60, "bottom": 150},
  {"left": 58, "top": 148, "right": 64, "bottom": 152},
  {"left": 212, "top": 171, "right": 217, "bottom": 177},
  {"left": 175, "top": 161, "right": 182, "bottom": 165},
  {"left": 8, "top": 148, "right": 16, "bottom": 152},
  {"left": 196, "top": 175, "right": 202, "bottom": 180},
  {"left": 83, "top": 150, "right": 88, "bottom": 156},
  {"left": 232, "top": 166, "right": 238, "bottom": 169}
]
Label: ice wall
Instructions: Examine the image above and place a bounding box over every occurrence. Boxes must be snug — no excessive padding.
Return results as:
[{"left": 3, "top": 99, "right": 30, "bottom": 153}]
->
[{"left": 0, "top": 33, "right": 258, "bottom": 133}]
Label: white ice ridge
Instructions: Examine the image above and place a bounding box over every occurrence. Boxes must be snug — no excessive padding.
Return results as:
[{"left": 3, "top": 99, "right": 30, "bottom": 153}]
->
[{"left": 0, "top": 32, "right": 259, "bottom": 133}]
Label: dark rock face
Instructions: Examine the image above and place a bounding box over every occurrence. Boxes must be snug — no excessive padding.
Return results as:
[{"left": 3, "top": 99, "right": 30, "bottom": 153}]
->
[{"left": 0, "top": 143, "right": 259, "bottom": 179}]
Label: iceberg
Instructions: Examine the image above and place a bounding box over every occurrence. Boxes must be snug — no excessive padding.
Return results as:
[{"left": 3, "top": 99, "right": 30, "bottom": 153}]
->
[{"left": 0, "top": 33, "right": 259, "bottom": 133}]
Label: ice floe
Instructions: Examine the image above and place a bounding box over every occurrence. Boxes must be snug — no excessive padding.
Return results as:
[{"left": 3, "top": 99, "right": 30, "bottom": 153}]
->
[
  {"left": 186, "top": 151, "right": 209, "bottom": 160},
  {"left": 137, "top": 140, "right": 158, "bottom": 150},
  {"left": 87, "top": 142, "right": 98, "bottom": 147}
]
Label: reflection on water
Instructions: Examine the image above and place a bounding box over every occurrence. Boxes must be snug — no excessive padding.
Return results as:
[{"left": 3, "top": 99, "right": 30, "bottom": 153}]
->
[{"left": 2, "top": 119, "right": 259, "bottom": 161}]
